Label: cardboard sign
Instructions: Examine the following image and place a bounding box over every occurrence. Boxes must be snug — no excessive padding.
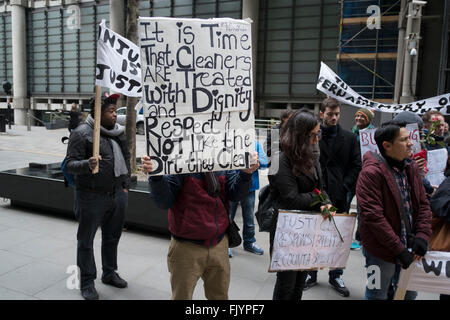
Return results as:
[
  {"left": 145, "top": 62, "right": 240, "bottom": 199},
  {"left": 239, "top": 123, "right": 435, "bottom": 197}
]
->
[
  {"left": 425, "top": 148, "right": 448, "bottom": 187},
  {"left": 139, "top": 17, "right": 255, "bottom": 175},
  {"left": 95, "top": 20, "right": 142, "bottom": 97},
  {"left": 359, "top": 128, "right": 379, "bottom": 158},
  {"left": 317, "top": 61, "right": 450, "bottom": 115},
  {"left": 397, "top": 251, "right": 450, "bottom": 296},
  {"left": 406, "top": 123, "right": 421, "bottom": 155},
  {"left": 269, "top": 210, "right": 356, "bottom": 272}
]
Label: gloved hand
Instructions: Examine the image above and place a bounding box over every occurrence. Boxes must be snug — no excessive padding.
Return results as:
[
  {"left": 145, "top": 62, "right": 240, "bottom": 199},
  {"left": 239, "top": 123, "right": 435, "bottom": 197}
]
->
[
  {"left": 396, "top": 249, "right": 415, "bottom": 269},
  {"left": 411, "top": 237, "right": 428, "bottom": 257}
]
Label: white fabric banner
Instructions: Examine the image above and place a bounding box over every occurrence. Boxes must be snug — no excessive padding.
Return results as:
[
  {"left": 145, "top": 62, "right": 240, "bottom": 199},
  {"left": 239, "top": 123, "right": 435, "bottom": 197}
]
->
[
  {"left": 398, "top": 251, "right": 450, "bottom": 295},
  {"left": 269, "top": 211, "right": 356, "bottom": 272},
  {"left": 95, "top": 20, "right": 142, "bottom": 97},
  {"left": 139, "top": 17, "right": 255, "bottom": 175},
  {"left": 317, "top": 61, "right": 450, "bottom": 115}
]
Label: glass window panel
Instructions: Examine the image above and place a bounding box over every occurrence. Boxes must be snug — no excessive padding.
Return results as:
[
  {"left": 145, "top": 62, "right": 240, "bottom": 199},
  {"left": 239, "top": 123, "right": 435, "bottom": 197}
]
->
[
  {"left": 154, "top": 0, "right": 171, "bottom": 8},
  {"left": 291, "top": 83, "right": 316, "bottom": 94},
  {"left": 153, "top": 8, "right": 171, "bottom": 16},
  {"left": 196, "top": 4, "right": 215, "bottom": 15},
  {"left": 265, "top": 84, "right": 288, "bottom": 95},
  {"left": 174, "top": 6, "right": 192, "bottom": 16}
]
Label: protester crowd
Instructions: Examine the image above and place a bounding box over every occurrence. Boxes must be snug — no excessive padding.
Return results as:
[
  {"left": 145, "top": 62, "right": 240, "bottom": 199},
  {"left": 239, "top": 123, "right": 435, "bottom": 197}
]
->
[{"left": 65, "top": 92, "right": 450, "bottom": 301}]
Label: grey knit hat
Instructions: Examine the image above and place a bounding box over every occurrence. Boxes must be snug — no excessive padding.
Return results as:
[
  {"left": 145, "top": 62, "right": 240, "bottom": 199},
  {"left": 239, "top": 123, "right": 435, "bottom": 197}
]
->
[{"left": 393, "top": 111, "right": 423, "bottom": 129}]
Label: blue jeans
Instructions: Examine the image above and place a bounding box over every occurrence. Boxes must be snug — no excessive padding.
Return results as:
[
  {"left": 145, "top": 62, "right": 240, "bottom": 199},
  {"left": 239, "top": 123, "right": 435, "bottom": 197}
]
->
[
  {"left": 229, "top": 191, "right": 256, "bottom": 246},
  {"left": 363, "top": 248, "right": 417, "bottom": 300}
]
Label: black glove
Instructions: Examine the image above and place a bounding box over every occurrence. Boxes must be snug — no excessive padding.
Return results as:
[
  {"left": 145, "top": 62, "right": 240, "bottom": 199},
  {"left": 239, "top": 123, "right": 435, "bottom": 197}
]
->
[
  {"left": 396, "top": 249, "right": 415, "bottom": 270},
  {"left": 411, "top": 237, "right": 428, "bottom": 257}
]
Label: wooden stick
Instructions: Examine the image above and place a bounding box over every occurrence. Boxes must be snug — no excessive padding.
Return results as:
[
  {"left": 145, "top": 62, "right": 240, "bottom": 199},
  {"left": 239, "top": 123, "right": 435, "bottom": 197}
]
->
[
  {"left": 394, "top": 265, "right": 414, "bottom": 300},
  {"left": 92, "top": 85, "right": 102, "bottom": 174}
]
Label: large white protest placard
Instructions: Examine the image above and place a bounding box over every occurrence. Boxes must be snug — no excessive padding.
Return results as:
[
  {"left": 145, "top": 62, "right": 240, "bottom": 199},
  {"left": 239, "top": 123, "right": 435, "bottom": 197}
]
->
[
  {"left": 269, "top": 211, "right": 356, "bottom": 272},
  {"left": 317, "top": 61, "right": 450, "bottom": 115},
  {"left": 425, "top": 148, "right": 448, "bottom": 187},
  {"left": 96, "top": 20, "right": 142, "bottom": 97},
  {"left": 139, "top": 17, "right": 255, "bottom": 175},
  {"left": 397, "top": 251, "right": 450, "bottom": 296}
]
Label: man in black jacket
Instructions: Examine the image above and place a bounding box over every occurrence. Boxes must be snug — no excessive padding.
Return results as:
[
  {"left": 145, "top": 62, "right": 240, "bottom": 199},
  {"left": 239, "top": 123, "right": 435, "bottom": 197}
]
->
[
  {"left": 304, "top": 97, "right": 362, "bottom": 297},
  {"left": 65, "top": 93, "right": 130, "bottom": 300}
]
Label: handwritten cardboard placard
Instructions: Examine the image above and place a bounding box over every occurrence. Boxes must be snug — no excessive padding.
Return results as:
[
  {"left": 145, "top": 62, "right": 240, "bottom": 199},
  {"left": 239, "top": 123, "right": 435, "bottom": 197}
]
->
[
  {"left": 317, "top": 61, "right": 450, "bottom": 114},
  {"left": 96, "top": 20, "right": 142, "bottom": 97},
  {"left": 425, "top": 148, "right": 448, "bottom": 187},
  {"left": 397, "top": 251, "right": 450, "bottom": 296},
  {"left": 139, "top": 17, "right": 255, "bottom": 175},
  {"left": 269, "top": 210, "right": 356, "bottom": 272},
  {"left": 359, "top": 128, "right": 379, "bottom": 158},
  {"left": 360, "top": 124, "right": 421, "bottom": 159}
]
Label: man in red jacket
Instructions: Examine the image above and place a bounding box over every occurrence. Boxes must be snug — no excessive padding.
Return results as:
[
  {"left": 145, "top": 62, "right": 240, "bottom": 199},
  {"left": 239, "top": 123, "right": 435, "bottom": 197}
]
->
[{"left": 356, "top": 121, "right": 432, "bottom": 300}]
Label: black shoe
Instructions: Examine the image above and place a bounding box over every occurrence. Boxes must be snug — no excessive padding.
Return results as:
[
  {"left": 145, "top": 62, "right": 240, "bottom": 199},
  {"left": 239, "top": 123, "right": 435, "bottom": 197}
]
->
[
  {"left": 329, "top": 277, "right": 350, "bottom": 297},
  {"left": 101, "top": 272, "right": 128, "bottom": 288},
  {"left": 81, "top": 286, "right": 99, "bottom": 300},
  {"left": 303, "top": 274, "right": 318, "bottom": 290}
]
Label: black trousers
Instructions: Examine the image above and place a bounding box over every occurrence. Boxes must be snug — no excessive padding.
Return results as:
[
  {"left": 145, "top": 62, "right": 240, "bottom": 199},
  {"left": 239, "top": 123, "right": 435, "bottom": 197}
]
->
[
  {"left": 273, "top": 271, "right": 308, "bottom": 300},
  {"left": 75, "top": 188, "right": 128, "bottom": 289},
  {"left": 270, "top": 224, "right": 308, "bottom": 300}
]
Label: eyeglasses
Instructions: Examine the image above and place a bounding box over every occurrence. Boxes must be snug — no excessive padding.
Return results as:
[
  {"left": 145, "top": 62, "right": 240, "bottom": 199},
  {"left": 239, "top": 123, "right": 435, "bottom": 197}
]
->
[{"left": 309, "top": 130, "right": 322, "bottom": 140}]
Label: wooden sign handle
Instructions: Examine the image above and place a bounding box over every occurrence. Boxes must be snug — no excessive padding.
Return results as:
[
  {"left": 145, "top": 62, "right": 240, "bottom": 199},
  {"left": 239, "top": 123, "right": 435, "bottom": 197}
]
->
[{"left": 92, "top": 86, "right": 102, "bottom": 174}]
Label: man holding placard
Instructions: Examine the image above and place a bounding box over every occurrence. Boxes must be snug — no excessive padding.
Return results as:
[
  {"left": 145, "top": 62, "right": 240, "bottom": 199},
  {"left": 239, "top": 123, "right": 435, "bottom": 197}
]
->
[
  {"left": 65, "top": 93, "right": 130, "bottom": 300},
  {"left": 356, "top": 121, "right": 432, "bottom": 300}
]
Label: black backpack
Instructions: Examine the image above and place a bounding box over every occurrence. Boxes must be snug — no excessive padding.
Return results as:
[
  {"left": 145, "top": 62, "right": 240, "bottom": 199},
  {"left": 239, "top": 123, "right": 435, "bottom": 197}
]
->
[{"left": 255, "top": 185, "right": 278, "bottom": 232}]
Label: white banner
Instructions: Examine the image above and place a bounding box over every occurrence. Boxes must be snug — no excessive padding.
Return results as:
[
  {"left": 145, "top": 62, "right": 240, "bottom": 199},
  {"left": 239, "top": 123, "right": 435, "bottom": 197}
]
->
[
  {"left": 398, "top": 251, "right": 450, "bottom": 295},
  {"left": 139, "top": 17, "right": 255, "bottom": 175},
  {"left": 95, "top": 20, "right": 142, "bottom": 97},
  {"left": 317, "top": 62, "right": 450, "bottom": 115},
  {"left": 269, "top": 211, "right": 356, "bottom": 272}
]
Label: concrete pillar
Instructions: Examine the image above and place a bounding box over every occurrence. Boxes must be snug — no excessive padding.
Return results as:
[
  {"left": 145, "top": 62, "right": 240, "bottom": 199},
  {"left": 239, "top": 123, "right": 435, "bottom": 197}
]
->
[
  {"left": 110, "top": 0, "right": 126, "bottom": 105},
  {"left": 11, "top": 0, "right": 29, "bottom": 125},
  {"left": 110, "top": 0, "right": 125, "bottom": 36},
  {"left": 242, "top": 0, "right": 260, "bottom": 116}
]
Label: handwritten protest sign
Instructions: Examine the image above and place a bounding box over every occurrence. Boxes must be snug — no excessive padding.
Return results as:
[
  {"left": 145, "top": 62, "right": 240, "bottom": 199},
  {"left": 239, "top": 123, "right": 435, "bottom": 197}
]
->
[
  {"left": 359, "top": 124, "right": 421, "bottom": 158},
  {"left": 317, "top": 61, "right": 450, "bottom": 115},
  {"left": 269, "top": 210, "right": 356, "bottom": 272},
  {"left": 425, "top": 148, "right": 448, "bottom": 187},
  {"left": 406, "top": 123, "right": 421, "bottom": 155},
  {"left": 396, "top": 251, "right": 450, "bottom": 298},
  {"left": 139, "top": 17, "right": 255, "bottom": 175},
  {"left": 359, "top": 128, "right": 379, "bottom": 157},
  {"left": 96, "top": 20, "right": 142, "bottom": 97}
]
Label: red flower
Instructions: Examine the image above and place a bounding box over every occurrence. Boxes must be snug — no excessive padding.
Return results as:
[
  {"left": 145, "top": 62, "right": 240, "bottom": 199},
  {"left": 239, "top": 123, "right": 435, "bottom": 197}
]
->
[{"left": 313, "top": 188, "right": 321, "bottom": 196}]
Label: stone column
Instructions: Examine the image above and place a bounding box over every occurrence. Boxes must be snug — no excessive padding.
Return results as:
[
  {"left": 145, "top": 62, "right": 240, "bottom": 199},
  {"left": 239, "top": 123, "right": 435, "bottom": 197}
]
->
[
  {"left": 110, "top": 0, "right": 125, "bottom": 36},
  {"left": 11, "top": 0, "right": 29, "bottom": 125},
  {"left": 242, "top": 0, "right": 260, "bottom": 117}
]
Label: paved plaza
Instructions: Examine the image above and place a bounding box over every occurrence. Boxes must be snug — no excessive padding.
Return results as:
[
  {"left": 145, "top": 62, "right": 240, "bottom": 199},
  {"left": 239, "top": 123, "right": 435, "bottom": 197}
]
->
[{"left": 0, "top": 125, "right": 439, "bottom": 300}]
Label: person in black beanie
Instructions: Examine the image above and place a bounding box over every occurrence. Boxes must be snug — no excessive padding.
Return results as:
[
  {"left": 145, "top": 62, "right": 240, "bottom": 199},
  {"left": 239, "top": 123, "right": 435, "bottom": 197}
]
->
[{"left": 304, "top": 97, "right": 361, "bottom": 297}]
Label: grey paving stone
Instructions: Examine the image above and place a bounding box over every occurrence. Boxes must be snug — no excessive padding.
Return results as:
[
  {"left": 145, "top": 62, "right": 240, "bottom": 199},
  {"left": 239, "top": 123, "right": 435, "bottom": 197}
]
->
[
  {"left": 0, "top": 260, "right": 68, "bottom": 296},
  {"left": 0, "top": 227, "right": 42, "bottom": 250},
  {"left": 0, "top": 249, "right": 35, "bottom": 276}
]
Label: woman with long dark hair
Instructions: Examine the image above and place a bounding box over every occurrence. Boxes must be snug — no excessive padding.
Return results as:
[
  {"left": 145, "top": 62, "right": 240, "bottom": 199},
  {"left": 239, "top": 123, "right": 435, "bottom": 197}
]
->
[{"left": 268, "top": 109, "right": 334, "bottom": 300}]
